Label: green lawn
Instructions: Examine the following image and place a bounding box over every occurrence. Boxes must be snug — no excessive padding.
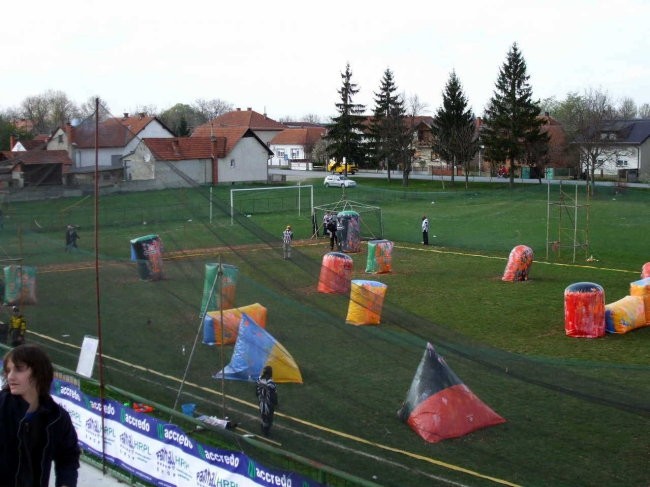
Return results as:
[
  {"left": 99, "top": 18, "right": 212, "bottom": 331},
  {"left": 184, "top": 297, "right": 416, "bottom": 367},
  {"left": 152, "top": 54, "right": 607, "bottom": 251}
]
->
[{"left": 1, "top": 180, "right": 648, "bottom": 487}]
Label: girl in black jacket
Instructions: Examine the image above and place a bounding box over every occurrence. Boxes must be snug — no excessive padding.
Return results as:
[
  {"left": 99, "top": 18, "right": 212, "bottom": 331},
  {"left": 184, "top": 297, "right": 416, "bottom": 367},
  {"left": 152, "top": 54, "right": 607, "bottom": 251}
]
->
[{"left": 0, "top": 344, "right": 80, "bottom": 487}]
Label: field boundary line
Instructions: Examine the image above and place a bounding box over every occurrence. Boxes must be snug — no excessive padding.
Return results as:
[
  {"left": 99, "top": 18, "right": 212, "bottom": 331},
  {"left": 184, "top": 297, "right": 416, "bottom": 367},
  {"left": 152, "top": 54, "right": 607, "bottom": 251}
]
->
[{"left": 31, "top": 331, "right": 521, "bottom": 487}]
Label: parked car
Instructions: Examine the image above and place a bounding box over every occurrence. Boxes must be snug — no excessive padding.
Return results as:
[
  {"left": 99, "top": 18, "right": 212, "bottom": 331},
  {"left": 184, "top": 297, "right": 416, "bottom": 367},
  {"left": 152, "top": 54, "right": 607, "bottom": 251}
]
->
[{"left": 324, "top": 175, "right": 357, "bottom": 188}]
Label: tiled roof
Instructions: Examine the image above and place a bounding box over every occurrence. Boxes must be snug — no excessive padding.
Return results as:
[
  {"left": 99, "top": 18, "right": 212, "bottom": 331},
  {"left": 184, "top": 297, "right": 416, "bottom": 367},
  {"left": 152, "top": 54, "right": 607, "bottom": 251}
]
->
[
  {"left": 16, "top": 139, "right": 48, "bottom": 150},
  {"left": 70, "top": 115, "right": 163, "bottom": 149},
  {"left": 146, "top": 127, "right": 272, "bottom": 161},
  {"left": 143, "top": 137, "right": 227, "bottom": 161},
  {"left": 192, "top": 108, "right": 286, "bottom": 135},
  {"left": 270, "top": 127, "right": 326, "bottom": 146},
  {"left": 1, "top": 150, "right": 72, "bottom": 166}
]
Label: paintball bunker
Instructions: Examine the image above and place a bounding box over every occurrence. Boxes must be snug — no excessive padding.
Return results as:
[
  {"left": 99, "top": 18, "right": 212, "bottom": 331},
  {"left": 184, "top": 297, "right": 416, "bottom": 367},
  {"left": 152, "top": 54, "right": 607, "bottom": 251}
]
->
[
  {"left": 502, "top": 245, "right": 533, "bottom": 282},
  {"left": 345, "top": 280, "right": 387, "bottom": 326},
  {"left": 365, "top": 239, "right": 393, "bottom": 274},
  {"left": 317, "top": 252, "right": 353, "bottom": 294},
  {"left": 564, "top": 282, "right": 606, "bottom": 338}
]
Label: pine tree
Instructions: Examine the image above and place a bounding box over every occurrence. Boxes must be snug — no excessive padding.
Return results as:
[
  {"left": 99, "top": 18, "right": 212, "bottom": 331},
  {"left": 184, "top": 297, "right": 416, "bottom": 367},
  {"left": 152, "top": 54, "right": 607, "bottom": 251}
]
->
[
  {"left": 483, "top": 43, "right": 548, "bottom": 188},
  {"left": 432, "top": 71, "right": 477, "bottom": 188},
  {"left": 369, "top": 68, "right": 411, "bottom": 184},
  {"left": 325, "top": 63, "right": 366, "bottom": 175}
]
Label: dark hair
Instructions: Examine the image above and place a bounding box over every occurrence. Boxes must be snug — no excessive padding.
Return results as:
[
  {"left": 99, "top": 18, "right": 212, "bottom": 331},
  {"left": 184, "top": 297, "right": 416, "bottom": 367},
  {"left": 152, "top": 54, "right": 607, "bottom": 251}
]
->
[
  {"left": 3, "top": 344, "right": 54, "bottom": 396},
  {"left": 261, "top": 365, "right": 273, "bottom": 380}
]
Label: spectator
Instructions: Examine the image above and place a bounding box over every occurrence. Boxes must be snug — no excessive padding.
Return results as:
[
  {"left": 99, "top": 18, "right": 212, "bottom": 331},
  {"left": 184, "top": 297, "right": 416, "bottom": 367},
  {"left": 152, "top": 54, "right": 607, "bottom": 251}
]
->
[{"left": 0, "top": 344, "right": 80, "bottom": 486}]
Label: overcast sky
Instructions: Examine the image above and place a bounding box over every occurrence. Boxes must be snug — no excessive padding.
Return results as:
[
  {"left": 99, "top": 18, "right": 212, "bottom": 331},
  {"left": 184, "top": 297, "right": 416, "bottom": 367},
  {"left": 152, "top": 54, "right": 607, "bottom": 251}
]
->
[{"left": 3, "top": 0, "right": 649, "bottom": 122}]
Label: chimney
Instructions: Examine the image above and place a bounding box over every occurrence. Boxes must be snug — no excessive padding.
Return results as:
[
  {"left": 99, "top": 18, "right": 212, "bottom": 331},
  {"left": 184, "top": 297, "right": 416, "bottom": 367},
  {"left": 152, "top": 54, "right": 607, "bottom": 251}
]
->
[
  {"left": 247, "top": 107, "right": 252, "bottom": 111},
  {"left": 9, "top": 134, "right": 16, "bottom": 151},
  {"left": 139, "top": 112, "right": 145, "bottom": 119},
  {"left": 236, "top": 108, "right": 241, "bottom": 111},
  {"left": 123, "top": 112, "right": 129, "bottom": 119},
  {"left": 65, "top": 121, "right": 74, "bottom": 154}
]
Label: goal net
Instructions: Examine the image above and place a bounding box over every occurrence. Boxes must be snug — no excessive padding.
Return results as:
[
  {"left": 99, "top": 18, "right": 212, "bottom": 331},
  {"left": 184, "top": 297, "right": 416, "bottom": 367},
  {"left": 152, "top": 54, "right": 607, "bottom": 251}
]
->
[
  {"left": 229, "top": 185, "right": 313, "bottom": 224},
  {"left": 312, "top": 199, "right": 383, "bottom": 240}
]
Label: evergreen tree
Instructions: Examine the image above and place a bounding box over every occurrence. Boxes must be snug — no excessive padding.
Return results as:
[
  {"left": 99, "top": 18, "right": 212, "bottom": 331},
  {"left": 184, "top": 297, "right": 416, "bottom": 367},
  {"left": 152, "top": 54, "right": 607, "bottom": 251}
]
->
[
  {"left": 325, "top": 63, "right": 366, "bottom": 175},
  {"left": 432, "top": 71, "right": 477, "bottom": 188},
  {"left": 369, "top": 68, "right": 411, "bottom": 184},
  {"left": 482, "top": 43, "right": 548, "bottom": 188}
]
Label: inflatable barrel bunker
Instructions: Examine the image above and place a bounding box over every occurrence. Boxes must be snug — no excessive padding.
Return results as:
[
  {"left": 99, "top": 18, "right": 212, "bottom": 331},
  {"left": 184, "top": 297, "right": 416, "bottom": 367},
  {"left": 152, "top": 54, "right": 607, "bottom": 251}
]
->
[
  {"left": 337, "top": 210, "right": 361, "bottom": 253},
  {"left": 502, "top": 245, "right": 533, "bottom": 282},
  {"left": 317, "top": 252, "right": 353, "bottom": 294},
  {"left": 130, "top": 234, "right": 164, "bottom": 281},
  {"left": 346, "top": 280, "right": 388, "bottom": 326},
  {"left": 3, "top": 265, "right": 37, "bottom": 305},
  {"left": 365, "top": 239, "right": 393, "bottom": 274},
  {"left": 605, "top": 277, "right": 650, "bottom": 334},
  {"left": 630, "top": 277, "right": 650, "bottom": 326},
  {"left": 202, "top": 303, "right": 267, "bottom": 345},
  {"left": 201, "top": 263, "right": 238, "bottom": 312},
  {"left": 564, "top": 282, "right": 606, "bottom": 338}
]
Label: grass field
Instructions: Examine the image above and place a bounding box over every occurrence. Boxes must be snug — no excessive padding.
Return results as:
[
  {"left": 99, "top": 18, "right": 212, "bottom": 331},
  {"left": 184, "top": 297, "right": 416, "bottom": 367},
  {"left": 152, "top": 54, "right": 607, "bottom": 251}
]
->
[{"left": 0, "top": 178, "right": 648, "bottom": 486}]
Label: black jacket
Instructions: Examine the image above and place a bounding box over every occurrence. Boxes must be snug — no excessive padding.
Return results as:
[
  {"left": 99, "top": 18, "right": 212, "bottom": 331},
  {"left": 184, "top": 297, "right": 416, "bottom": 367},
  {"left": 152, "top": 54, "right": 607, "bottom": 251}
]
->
[{"left": 0, "top": 389, "right": 80, "bottom": 487}]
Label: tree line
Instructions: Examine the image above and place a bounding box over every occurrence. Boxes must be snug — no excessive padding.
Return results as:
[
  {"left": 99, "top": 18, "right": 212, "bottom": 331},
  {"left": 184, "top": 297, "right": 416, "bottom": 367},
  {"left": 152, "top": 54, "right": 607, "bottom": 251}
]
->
[
  {"left": 325, "top": 43, "right": 649, "bottom": 189},
  {"left": 3, "top": 42, "right": 647, "bottom": 191}
]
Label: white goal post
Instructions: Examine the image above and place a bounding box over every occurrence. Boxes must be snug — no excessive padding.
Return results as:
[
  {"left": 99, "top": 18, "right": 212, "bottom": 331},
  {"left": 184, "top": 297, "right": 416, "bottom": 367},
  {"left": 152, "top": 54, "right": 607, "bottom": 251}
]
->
[{"left": 228, "top": 184, "right": 314, "bottom": 225}]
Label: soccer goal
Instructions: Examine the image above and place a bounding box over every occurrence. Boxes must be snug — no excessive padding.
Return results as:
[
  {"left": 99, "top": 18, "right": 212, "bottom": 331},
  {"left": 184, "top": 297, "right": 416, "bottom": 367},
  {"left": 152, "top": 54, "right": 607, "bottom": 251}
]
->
[
  {"left": 229, "top": 185, "right": 314, "bottom": 225},
  {"left": 313, "top": 199, "right": 384, "bottom": 240}
]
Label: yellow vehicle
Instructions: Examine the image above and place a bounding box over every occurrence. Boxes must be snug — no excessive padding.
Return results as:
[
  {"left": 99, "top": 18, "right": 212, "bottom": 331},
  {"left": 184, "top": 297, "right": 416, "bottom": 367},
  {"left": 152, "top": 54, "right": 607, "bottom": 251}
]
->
[{"left": 327, "top": 158, "right": 357, "bottom": 174}]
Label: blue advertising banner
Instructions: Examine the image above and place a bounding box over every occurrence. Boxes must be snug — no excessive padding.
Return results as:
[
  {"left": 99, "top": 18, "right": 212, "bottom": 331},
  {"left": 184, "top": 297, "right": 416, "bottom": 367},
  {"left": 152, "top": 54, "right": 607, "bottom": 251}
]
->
[{"left": 51, "top": 379, "right": 322, "bottom": 487}]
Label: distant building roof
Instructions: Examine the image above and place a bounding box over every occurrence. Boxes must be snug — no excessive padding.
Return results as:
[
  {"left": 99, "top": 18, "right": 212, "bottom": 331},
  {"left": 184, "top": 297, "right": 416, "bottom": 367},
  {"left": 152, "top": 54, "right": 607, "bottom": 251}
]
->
[
  {"left": 270, "top": 127, "right": 326, "bottom": 146},
  {"left": 143, "top": 137, "right": 226, "bottom": 160},
  {"left": 192, "top": 108, "right": 286, "bottom": 135}
]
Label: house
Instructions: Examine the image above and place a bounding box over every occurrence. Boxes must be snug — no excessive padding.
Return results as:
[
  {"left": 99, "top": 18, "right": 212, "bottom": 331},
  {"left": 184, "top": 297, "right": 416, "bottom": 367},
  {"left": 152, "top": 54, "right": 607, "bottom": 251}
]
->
[
  {"left": 47, "top": 113, "right": 174, "bottom": 185},
  {"left": 192, "top": 108, "right": 286, "bottom": 146},
  {"left": 124, "top": 127, "right": 272, "bottom": 189},
  {"left": 361, "top": 115, "right": 436, "bottom": 170},
  {"left": 0, "top": 150, "right": 72, "bottom": 188},
  {"left": 268, "top": 127, "right": 326, "bottom": 168},
  {"left": 10, "top": 134, "right": 50, "bottom": 151},
  {"left": 578, "top": 119, "right": 650, "bottom": 182}
]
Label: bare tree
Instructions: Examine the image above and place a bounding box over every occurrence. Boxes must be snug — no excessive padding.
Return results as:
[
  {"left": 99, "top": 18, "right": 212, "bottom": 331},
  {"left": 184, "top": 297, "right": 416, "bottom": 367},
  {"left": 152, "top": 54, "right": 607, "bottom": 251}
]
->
[
  {"left": 617, "top": 97, "right": 637, "bottom": 119},
  {"left": 193, "top": 98, "right": 233, "bottom": 121},
  {"left": 78, "top": 96, "right": 111, "bottom": 120},
  {"left": 638, "top": 103, "right": 650, "bottom": 119},
  {"left": 129, "top": 104, "right": 159, "bottom": 117},
  {"left": 569, "top": 89, "right": 616, "bottom": 194},
  {"left": 21, "top": 95, "right": 51, "bottom": 133},
  {"left": 406, "top": 93, "right": 429, "bottom": 117}
]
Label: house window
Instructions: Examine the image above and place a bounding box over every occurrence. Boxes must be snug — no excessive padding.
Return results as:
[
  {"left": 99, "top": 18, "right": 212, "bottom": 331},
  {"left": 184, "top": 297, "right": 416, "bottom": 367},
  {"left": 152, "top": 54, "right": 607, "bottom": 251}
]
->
[
  {"left": 290, "top": 149, "right": 300, "bottom": 159},
  {"left": 616, "top": 160, "right": 628, "bottom": 167},
  {"left": 277, "top": 149, "right": 285, "bottom": 158},
  {"left": 57, "top": 134, "right": 63, "bottom": 143},
  {"left": 230, "top": 159, "right": 235, "bottom": 167}
]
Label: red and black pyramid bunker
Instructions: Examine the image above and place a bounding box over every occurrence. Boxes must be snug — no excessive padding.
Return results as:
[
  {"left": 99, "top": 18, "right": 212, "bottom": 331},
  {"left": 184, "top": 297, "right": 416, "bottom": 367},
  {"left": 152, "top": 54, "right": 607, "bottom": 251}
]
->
[{"left": 397, "top": 342, "right": 505, "bottom": 443}]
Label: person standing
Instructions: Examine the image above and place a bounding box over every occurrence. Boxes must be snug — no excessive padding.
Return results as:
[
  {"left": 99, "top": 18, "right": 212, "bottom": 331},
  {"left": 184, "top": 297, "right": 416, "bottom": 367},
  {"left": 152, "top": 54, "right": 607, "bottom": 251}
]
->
[
  {"left": 8, "top": 306, "right": 26, "bottom": 347},
  {"left": 282, "top": 225, "right": 293, "bottom": 259},
  {"left": 326, "top": 217, "right": 338, "bottom": 251},
  {"left": 255, "top": 365, "right": 278, "bottom": 437},
  {"left": 421, "top": 215, "right": 429, "bottom": 245},
  {"left": 65, "top": 225, "right": 79, "bottom": 252},
  {"left": 0, "top": 344, "right": 80, "bottom": 487}
]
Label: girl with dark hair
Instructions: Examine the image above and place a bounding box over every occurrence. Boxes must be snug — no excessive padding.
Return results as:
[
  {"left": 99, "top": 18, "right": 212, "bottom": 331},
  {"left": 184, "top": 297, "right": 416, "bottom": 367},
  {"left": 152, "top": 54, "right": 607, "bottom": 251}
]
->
[
  {"left": 255, "top": 365, "right": 278, "bottom": 437},
  {"left": 0, "top": 344, "right": 80, "bottom": 487}
]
